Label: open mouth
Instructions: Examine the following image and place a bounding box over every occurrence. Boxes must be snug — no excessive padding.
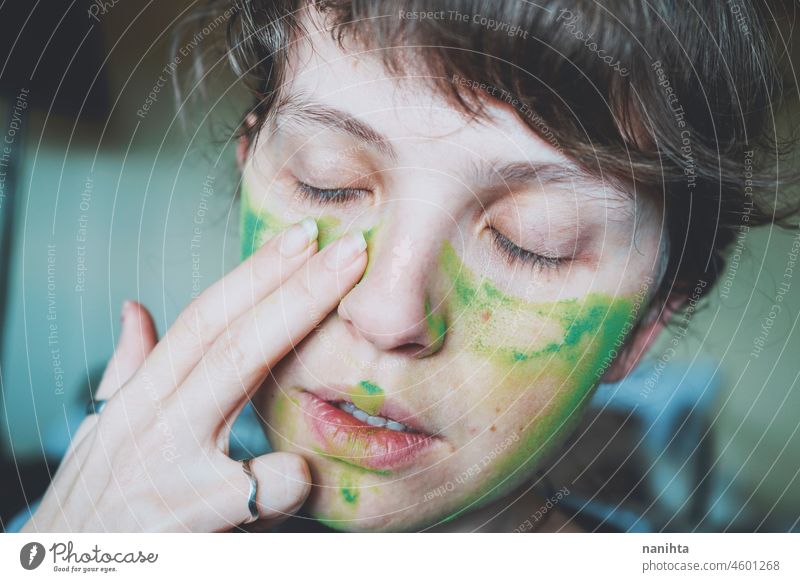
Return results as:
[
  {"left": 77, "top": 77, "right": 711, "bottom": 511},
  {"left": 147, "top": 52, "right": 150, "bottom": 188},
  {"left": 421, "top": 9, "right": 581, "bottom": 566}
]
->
[
  {"left": 299, "top": 390, "right": 440, "bottom": 473},
  {"left": 335, "top": 401, "right": 418, "bottom": 432}
]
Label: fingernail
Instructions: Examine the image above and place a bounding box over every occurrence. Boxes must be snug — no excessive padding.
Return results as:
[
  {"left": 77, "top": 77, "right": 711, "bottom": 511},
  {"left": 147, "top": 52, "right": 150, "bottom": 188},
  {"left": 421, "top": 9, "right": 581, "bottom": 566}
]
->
[
  {"left": 325, "top": 231, "right": 367, "bottom": 270},
  {"left": 279, "top": 217, "right": 318, "bottom": 257}
]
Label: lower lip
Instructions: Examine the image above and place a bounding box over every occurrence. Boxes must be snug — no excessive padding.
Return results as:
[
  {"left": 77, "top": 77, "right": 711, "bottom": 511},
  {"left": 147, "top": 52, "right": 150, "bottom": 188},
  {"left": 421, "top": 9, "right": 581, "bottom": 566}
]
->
[{"left": 299, "top": 391, "right": 435, "bottom": 472}]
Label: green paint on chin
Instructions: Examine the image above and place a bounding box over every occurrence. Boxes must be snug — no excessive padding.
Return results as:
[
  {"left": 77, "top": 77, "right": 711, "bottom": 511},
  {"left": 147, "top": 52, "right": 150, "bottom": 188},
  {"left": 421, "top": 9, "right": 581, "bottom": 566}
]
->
[
  {"left": 315, "top": 516, "right": 353, "bottom": 532},
  {"left": 341, "top": 487, "right": 358, "bottom": 504},
  {"left": 339, "top": 473, "right": 359, "bottom": 505},
  {"left": 350, "top": 380, "right": 385, "bottom": 417}
]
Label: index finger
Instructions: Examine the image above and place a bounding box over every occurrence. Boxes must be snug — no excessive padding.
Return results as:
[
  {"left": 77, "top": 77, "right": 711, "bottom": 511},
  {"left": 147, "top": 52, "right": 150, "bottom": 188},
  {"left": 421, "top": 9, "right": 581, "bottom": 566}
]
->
[
  {"left": 170, "top": 230, "right": 368, "bottom": 428},
  {"left": 139, "top": 217, "right": 320, "bottom": 398}
]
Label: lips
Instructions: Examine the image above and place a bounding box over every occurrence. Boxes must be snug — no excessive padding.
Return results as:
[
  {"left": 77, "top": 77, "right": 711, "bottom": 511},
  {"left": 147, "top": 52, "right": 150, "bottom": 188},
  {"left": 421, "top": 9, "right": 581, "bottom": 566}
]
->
[{"left": 299, "top": 390, "right": 440, "bottom": 472}]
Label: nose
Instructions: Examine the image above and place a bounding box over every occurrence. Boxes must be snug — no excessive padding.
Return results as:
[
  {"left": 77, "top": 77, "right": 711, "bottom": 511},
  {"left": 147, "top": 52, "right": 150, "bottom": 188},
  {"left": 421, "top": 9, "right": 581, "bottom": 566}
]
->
[{"left": 336, "top": 228, "right": 446, "bottom": 358}]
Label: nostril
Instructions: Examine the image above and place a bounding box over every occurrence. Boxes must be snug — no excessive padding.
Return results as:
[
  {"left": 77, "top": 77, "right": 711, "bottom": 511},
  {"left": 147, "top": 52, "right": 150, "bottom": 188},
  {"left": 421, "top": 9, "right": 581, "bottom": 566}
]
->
[{"left": 392, "top": 342, "right": 429, "bottom": 359}]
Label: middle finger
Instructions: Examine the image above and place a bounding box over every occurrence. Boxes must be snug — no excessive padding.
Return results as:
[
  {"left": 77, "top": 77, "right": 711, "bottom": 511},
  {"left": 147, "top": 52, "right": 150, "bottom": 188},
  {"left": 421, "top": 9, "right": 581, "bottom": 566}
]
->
[
  {"left": 141, "top": 217, "right": 319, "bottom": 397},
  {"left": 170, "top": 230, "right": 368, "bottom": 429}
]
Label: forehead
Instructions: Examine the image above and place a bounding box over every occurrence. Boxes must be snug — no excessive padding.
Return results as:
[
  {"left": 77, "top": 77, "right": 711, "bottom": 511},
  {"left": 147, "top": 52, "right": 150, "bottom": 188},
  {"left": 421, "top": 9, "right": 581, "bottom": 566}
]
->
[{"left": 279, "top": 19, "right": 569, "bottom": 167}]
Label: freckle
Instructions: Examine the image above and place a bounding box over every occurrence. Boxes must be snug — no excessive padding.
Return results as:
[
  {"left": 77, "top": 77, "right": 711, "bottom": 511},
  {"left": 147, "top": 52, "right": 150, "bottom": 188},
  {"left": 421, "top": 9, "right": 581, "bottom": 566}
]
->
[
  {"left": 490, "top": 425, "right": 496, "bottom": 432},
  {"left": 495, "top": 406, "right": 501, "bottom": 413}
]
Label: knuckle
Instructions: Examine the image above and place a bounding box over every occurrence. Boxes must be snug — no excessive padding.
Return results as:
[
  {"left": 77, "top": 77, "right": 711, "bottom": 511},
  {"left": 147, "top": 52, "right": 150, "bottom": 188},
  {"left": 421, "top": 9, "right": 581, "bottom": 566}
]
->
[
  {"left": 207, "top": 331, "right": 248, "bottom": 377},
  {"left": 175, "top": 299, "right": 212, "bottom": 345}
]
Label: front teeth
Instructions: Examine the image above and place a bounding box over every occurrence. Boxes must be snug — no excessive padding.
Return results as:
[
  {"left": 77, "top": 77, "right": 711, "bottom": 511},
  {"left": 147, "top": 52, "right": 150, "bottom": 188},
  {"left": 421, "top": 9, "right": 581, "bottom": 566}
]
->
[
  {"left": 337, "top": 401, "right": 411, "bottom": 432},
  {"left": 385, "top": 420, "right": 406, "bottom": 431}
]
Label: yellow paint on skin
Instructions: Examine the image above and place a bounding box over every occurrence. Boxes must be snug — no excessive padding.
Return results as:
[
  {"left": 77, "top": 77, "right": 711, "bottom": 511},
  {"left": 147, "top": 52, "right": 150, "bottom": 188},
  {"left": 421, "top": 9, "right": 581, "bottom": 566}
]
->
[
  {"left": 316, "top": 215, "right": 342, "bottom": 249},
  {"left": 264, "top": 391, "right": 302, "bottom": 447},
  {"left": 240, "top": 181, "right": 380, "bottom": 282},
  {"left": 350, "top": 380, "right": 385, "bottom": 417},
  {"left": 437, "top": 240, "right": 634, "bottom": 371},
  {"left": 433, "top": 239, "right": 638, "bottom": 524}
]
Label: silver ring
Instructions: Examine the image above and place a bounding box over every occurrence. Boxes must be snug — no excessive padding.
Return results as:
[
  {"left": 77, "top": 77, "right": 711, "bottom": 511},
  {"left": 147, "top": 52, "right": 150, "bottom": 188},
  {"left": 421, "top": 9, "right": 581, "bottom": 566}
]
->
[
  {"left": 241, "top": 459, "right": 259, "bottom": 524},
  {"left": 85, "top": 398, "right": 108, "bottom": 416}
]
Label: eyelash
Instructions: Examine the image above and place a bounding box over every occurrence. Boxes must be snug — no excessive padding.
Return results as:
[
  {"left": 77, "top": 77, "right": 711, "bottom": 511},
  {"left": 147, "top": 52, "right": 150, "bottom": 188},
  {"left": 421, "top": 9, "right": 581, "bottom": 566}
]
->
[
  {"left": 490, "top": 228, "right": 565, "bottom": 272},
  {"left": 293, "top": 179, "right": 565, "bottom": 272},
  {"left": 294, "top": 181, "right": 368, "bottom": 207}
]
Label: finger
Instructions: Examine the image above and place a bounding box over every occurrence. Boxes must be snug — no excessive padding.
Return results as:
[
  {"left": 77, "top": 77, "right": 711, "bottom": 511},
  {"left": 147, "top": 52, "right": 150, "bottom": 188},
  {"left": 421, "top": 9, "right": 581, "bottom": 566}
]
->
[
  {"left": 70, "top": 301, "right": 158, "bottom": 451},
  {"left": 142, "top": 217, "right": 319, "bottom": 398},
  {"left": 174, "top": 230, "right": 367, "bottom": 427},
  {"left": 96, "top": 301, "right": 158, "bottom": 400},
  {"left": 211, "top": 452, "right": 311, "bottom": 529}
]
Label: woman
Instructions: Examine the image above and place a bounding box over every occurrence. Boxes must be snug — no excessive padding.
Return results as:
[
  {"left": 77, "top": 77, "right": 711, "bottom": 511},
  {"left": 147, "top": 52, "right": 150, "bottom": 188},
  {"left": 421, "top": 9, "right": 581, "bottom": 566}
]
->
[{"left": 20, "top": 0, "right": 798, "bottom": 532}]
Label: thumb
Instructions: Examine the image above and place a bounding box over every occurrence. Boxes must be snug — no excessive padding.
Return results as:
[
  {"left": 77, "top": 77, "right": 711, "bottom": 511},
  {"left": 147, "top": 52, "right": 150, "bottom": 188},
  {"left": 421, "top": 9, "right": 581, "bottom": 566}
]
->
[
  {"left": 214, "top": 452, "right": 312, "bottom": 531},
  {"left": 95, "top": 300, "right": 158, "bottom": 400}
]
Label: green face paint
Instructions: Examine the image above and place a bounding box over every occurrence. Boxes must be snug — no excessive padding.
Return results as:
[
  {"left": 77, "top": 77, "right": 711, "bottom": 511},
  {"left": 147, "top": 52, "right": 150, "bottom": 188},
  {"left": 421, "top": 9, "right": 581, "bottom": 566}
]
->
[
  {"left": 424, "top": 297, "right": 447, "bottom": 343},
  {"left": 340, "top": 473, "right": 359, "bottom": 505},
  {"left": 316, "top": 215, "right": 342, "bottom": 250},
  {"left": 239, "top": 181, "right": 380, "bottom": 273},
  {"left": 433, "top": 240, "right": 637, "bottom": 522},
  {"left": 437, "top": 240, "right": 633, "bottom": 370},
  {"left": 350, "top": 380, "right": 385, "bottom": 416},
  {"left": 239, "top": 182, "right": 290, "bottom": 261}
]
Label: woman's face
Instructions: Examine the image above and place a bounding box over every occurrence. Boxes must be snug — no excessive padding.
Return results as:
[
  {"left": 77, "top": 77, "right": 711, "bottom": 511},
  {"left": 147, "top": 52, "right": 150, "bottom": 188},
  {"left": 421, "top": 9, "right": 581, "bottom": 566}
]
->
[{"left": 242, "top": 23, "right": 665, "bottom": 531}]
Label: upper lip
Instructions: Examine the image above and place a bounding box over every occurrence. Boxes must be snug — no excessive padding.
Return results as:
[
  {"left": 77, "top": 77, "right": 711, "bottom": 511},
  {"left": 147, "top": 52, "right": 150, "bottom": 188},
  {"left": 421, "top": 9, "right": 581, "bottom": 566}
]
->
[{"left": 302, "top": 384, "right": 436, "bottom": 436}]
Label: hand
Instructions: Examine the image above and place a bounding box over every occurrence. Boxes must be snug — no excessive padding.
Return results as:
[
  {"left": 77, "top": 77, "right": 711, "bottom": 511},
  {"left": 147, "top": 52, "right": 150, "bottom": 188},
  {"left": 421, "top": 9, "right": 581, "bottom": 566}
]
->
[{"left": 21, "top": 218, "right": 368, "bottom": 532}]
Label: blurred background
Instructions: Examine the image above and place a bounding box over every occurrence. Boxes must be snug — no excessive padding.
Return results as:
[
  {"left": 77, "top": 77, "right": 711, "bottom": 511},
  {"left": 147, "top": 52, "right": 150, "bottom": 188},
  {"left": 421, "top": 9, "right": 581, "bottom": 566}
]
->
[
  {"left": 0, "top": 0, "right": 799, "bottom": 532},
  {"left": 0, "top": 0, "right": 249, "bottom": 527}
]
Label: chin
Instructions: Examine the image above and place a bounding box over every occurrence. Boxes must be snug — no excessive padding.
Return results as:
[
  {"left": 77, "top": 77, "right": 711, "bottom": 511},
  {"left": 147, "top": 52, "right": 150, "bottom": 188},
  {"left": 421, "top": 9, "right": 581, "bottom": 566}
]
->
[{"left": 305, "top": 495, "right": 442, "bottom": 532}]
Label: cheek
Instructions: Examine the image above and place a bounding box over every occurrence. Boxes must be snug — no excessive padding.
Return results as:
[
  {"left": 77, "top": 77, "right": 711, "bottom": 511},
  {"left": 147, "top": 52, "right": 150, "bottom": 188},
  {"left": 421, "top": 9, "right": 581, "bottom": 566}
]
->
[
  {"left": 239, "top": 180, "right": 380, "bottom": 273},
  {"left": 438, "top": 239, "right": 634, "bottom": 383},
  {"left": 436, "top": 239, "right": 635, "bottom": 487},
  {"left": 239, "top": 181, "right": 289, "bottom": 260}
]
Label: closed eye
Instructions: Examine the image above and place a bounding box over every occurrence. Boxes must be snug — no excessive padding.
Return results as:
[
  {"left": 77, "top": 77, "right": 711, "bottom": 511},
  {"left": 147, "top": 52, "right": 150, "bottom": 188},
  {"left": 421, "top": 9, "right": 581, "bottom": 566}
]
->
[
  {"left": 490, "top": 228, "right": 566, "bottom": 272},
  {"left": 294, "top": 181, "right": 370, "bottom": 208}
]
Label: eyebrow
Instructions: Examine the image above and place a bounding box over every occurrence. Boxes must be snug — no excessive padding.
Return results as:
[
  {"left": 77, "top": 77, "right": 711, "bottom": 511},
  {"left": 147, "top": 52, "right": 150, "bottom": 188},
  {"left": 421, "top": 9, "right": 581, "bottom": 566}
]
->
[
  {"left": 474, "top": 159, "right": 633, "bottom": 202},
  {"left": 272, "top": 93, "right": 398, "bottom": 161},
  {"left": 270, "top": 93, "right": 631, "bottom": 202}
]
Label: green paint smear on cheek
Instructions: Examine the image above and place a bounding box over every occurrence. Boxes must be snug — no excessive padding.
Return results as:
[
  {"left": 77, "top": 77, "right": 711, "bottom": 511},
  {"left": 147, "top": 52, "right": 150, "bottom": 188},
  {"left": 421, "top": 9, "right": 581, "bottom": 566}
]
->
[
  {"left": 316, "top": 215, "right": 342, "bottom": 250},
  {"left": 316, "top": 219, "right": 380, "bottom": 282},
  {"left": 434, "top": 240, "right": 637, "bottom": 524},
  {"left": 350, "top": 380, "right": 385, "bottom": 417},
  {"left": 437, "top": 240, "right": 633, "bottom": 371},
  {"left": 239, "top": 176, "right": 382, "bottom": 269},
  {"left": 425, "top": 297, "right": 447, "bottom": 341},
  {"left": 239, "top": 182, "right": 290, "bottom": 261},
  {"left": 361, "top": 225, "right": 379, "bottom": 278}
]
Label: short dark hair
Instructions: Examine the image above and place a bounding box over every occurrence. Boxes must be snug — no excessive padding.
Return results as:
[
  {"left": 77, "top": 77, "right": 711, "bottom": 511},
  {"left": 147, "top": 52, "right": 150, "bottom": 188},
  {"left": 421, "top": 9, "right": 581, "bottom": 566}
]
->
[{"left": 181, "top": 0, "right": 800, "bottom": 312}]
